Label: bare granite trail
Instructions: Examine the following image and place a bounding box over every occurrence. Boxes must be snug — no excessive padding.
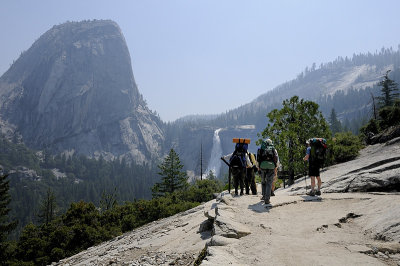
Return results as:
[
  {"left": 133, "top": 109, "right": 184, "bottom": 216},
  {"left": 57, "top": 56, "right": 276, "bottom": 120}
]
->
[
  {"left": 204, "top": 192, "right": 400, "bottom": 266},
  {"left": 55, "top": 141, "right": 400, "bottom": 266}
]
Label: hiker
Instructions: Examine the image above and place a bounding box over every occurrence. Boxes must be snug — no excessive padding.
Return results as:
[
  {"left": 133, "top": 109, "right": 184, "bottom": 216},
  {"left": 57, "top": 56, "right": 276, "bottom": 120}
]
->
[
  {"left": 245, "top": 152, "right": 258, "bottom": 195},
  {"left": 303, "top": 138, "right": 327, "bottom": 196},
  {"left": 257, "top": 138, "right": 279, "bottom": 204},
  {"left": 222, "top": 141, "right": 251, "bottom": 196}
]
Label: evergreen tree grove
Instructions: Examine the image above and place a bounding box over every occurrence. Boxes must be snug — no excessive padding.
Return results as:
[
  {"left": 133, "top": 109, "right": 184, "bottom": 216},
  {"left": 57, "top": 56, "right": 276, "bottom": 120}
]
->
[{"left": 0, "top": 171, "right": 18, "bottom": 260}]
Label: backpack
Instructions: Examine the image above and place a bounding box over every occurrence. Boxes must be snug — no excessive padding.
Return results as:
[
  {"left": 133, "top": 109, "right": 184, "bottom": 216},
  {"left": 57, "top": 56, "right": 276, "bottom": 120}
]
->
[
  {"left": 257, "top": 141, "right": 277, "bottom": 170},
  {"left": 249, "top": 153, "right": 257, "bottom": 167},
  {"left": 229, "top": 143, "right": 247, "bottom": 168},
  {"left": 309, "top": 138, "right": 327, "bottom": 165}
]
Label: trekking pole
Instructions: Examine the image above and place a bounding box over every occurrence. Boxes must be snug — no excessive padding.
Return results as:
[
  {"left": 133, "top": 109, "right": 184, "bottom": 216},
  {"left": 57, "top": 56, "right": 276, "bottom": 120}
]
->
[
  {"left": 303, "top": 161, "right": 307, "bottom": 193},
  {"left": 228, "top": 166, "right": 231, "bottom": 193},
  {"left": 220, "top": 157, "right": 231, "bottom": 193}
]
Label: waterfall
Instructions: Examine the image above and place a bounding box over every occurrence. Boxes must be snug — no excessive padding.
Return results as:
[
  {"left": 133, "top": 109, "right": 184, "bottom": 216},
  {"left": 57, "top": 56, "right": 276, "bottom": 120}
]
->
[{"left": 204, "top": 128, "right": 223, "bottom": 179}]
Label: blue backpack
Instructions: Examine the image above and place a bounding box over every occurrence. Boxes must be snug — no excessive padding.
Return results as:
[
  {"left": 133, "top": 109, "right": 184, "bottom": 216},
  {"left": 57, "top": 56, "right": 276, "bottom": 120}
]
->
[
  {"left": 309, "top": 138, "right": 327, "bottom": 165},
  {"left": 229, "top": 143, "right": 247, "bottom": 168}
]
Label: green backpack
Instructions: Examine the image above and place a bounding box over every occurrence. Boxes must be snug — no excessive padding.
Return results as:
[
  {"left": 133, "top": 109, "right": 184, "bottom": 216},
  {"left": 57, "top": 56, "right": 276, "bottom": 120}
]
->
[{"left": 257, "top": 141, "right": 277, "bottom": 170}]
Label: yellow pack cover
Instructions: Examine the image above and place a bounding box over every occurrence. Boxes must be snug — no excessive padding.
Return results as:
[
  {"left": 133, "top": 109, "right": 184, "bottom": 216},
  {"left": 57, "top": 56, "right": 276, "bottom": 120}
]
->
[
  {"left": 232, "top": 138, "right": 250, "bottom": 144},
  {"left": 249, "top": 153, "right": 257, "bottom": 165}
]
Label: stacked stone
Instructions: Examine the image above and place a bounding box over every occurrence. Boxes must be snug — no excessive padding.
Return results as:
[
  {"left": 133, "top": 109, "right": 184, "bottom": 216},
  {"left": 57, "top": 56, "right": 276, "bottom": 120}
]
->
[{"left": 200, "top": 192, "right": 251, "bottom": 265}]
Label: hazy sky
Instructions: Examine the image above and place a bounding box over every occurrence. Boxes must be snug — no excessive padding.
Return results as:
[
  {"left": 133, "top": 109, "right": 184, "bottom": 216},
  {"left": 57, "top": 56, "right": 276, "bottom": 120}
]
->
[{"left": 1, "top": 1, "right": 400, "bottom": 121}]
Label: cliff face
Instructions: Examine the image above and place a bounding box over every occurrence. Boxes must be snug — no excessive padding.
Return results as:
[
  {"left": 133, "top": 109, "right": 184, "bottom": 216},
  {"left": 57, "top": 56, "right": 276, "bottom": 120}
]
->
[{"left": 0, "top": 20, "right": 164, "bottom": 162}]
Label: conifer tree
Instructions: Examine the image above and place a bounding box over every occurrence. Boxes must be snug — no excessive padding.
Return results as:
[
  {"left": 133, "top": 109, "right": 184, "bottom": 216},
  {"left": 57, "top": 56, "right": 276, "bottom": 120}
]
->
[
  {"left": 329, "top": 108, "right": 342, "bottom": 135},
  {"left": 206, "top": 170, "right": 216, "bottom": 180},
  {"left": 100, "top": 187, "right": 118, "bottom": 212},
  {"left": 152, "top": 149, "right": 188, "bottom": 197},
  {"left": 0, "top": 171, "right": 18, "bottom": 260},
  {"left": 377, "top": 70, "right": 399, "bottom": 108},
  {"left": 38, "top": 188, "right": 57, "bottom": 225}
]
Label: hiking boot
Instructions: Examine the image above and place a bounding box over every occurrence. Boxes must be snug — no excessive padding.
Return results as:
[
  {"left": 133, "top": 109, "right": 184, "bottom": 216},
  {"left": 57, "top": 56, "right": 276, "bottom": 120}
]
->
[
  {"left": 307, "top": 190, "right": 315, "bottom": 196},
  {"left": 240, "top": 190, "right": 244, "bottom": 196},
  {"left": 315, "top": 190, "right": 321, "bottom": 196},
  {"left": 264, "top": 199, "right": 270, "bottom": 204},
  {"left": 271, "top": 191, "right": 275, "bottom": 196}
]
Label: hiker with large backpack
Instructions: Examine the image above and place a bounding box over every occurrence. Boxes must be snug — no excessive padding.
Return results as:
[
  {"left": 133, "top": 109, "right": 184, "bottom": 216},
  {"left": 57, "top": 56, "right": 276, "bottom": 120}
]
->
[
  {"left": 303, "top": 138, "right": 327, "bottom": 196},
  {"left": 257, "top": 138, "right": 279, "bottom": 204},
  {"left": 222, "top": 139, "right": 251, "bottom": 196}
]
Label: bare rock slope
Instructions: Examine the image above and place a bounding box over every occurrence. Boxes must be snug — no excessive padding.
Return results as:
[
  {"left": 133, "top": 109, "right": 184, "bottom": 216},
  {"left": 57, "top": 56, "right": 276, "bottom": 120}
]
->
[
  {"left": 0, "top": 20, "right": 164, "bottom": 163},
  {"left": 56, "top": 141, "right": 400, "bottom": 265}
]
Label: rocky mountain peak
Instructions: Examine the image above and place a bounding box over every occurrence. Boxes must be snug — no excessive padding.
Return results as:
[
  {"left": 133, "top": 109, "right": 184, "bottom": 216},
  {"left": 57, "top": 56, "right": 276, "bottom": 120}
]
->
[{"left": 0, "top": 20, "right": 164, "bottom": 163}]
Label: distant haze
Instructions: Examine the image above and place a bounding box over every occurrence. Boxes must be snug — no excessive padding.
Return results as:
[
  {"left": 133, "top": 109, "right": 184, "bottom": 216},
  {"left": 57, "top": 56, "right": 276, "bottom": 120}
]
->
[{"left": 1, "top": 0, "right": 400, "bottom": 121}]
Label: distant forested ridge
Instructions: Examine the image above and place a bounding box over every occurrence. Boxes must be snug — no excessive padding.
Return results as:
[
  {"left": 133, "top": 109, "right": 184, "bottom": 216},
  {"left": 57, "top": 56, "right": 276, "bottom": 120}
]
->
[
  {"left": 166, "top": 47, "right": 400, "bottom": 175},
  {"left": 218, "top": 46, "right": 400, "bottom": 128}
]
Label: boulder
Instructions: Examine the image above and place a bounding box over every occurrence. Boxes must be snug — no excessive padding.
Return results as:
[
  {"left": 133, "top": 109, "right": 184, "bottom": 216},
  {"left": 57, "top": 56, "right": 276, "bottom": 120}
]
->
[
  {"left": 201, "top": 246, "right": 244, "bottom": 266},
  {"left": 206, "top": 235, "right": 240, "bottom": 247},
  {"left": 213, "top": 215, "right": 251, "bottom": 239}
]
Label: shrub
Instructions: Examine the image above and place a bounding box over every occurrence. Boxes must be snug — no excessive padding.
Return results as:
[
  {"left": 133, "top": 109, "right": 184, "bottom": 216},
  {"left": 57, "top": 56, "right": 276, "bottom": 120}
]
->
[
  {"left": 378, "top": 105, "right": 400, "bottom": 130},
  {"left": 50, "top": 247, "right": 64, "bottom": 263},
  {"left": 121, "top": 214, "right": 136, "bottom": 232},
  {"left": 331, "top": 132, "right": 363, "bottom": 163}
]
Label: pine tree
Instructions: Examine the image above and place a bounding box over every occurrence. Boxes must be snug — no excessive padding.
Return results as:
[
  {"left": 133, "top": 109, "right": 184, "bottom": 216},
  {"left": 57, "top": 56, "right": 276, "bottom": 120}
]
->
[
  {"left": 377, "top": 70, "right": 399, "bottom": 108},
  {"left": 38, "top": 188, "right": 57, "bottom": 225},
  {"left": 0, "top": 171, "right": 18, "bottom": 259},
  {"left": 100, "top": 187, "right": 118, "bottom": 212},
  {"left": 206, "top": 170, "right": 216, "bottom": 180},
  {"left": 329, "top": 108, "right": 342, "bottom": 136},
  {"left": 152, "top": 149, "right": 188, "bottom": 197}
]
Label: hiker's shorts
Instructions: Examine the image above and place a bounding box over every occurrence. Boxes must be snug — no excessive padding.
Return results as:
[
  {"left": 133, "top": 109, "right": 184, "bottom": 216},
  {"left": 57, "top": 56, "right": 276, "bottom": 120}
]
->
[{"left": 309, "top": 163, "right": 320, "bottom": 177}]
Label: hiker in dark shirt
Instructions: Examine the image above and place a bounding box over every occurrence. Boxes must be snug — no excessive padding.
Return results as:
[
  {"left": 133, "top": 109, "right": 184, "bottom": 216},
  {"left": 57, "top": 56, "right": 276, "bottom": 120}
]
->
[
  {"left": 222, "top": 143, "right": 251, "bottom": 196},
  {"left": 303, "top": 140, "right": 321, "bottom": 196}
]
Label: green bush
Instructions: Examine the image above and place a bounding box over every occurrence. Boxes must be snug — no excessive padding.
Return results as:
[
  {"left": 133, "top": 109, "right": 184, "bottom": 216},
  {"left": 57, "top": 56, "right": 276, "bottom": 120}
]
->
[
  {"left": 50, "top": 247, "right": 64, "bottom": 263},
  {"left": 331, "top": 132, "right": 363, "bottom": 163},
  {"left": 183, "top": 179, "right": 224, "bottom": 202},
  {"left": 360, "top": 102, "right": 400, "bottom": 143},
  {"left": 121, "top": 214, "right": 136, "bottom": 232},
  {"left": 378, "top": 105, "right": 400, "bottom": 130},
  {"left": 360, "top": 118, "right": 380, "bottom": 139}
]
